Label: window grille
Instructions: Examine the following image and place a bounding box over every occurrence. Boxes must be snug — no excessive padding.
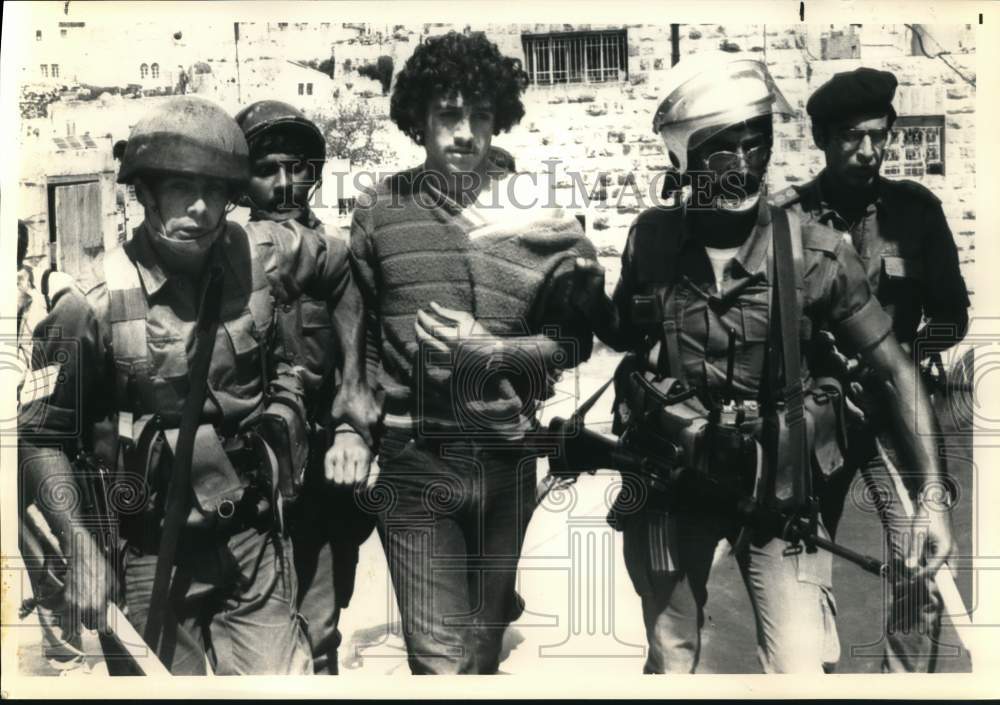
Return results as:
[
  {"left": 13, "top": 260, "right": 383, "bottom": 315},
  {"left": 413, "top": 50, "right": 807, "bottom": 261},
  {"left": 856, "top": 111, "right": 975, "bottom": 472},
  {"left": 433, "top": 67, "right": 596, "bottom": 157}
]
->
[{"left": 522, "top": 29, "right": 628, "bottom": 86}]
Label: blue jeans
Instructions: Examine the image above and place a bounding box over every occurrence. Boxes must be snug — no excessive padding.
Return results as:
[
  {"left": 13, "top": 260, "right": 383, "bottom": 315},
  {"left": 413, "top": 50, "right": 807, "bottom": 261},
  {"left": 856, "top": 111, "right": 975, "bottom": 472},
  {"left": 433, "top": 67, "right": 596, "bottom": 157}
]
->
[
  {"left": 373, "top": 430, "right": 538, "bottom": 674},
  {"left": 622, "top": 508, "right": 840, "bottom": 673},
  {"left": 122, "top": 525, "right": 312, "bottom": 675}
]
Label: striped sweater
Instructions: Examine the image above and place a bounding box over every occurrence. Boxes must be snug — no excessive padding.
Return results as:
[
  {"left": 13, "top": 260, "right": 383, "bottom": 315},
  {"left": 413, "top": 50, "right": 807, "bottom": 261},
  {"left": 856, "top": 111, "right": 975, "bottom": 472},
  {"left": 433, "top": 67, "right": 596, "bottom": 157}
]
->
[{"left": 350, "top": 166, "right": 596, "bottom": 437}]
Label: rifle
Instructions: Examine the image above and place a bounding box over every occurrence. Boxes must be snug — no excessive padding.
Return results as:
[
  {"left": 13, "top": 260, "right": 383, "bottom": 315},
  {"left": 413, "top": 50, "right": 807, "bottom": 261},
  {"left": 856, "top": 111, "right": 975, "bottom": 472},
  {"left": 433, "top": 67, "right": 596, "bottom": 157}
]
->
[{"left": 533, "top": 373, "right": 887, "bottom": 577}]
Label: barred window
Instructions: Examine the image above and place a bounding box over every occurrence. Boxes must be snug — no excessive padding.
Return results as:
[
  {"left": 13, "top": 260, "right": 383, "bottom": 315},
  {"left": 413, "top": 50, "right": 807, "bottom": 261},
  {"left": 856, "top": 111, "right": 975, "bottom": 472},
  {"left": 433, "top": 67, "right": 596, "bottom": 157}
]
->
[
  {"left": 51, "top": 64, "right": 59, "bottom": 78},
  {"left": 140, "top": 63, "right": 149, "bottom": 79},
  {"left": 882, "top": 116, "right": 945, "bottom": 178},
  {"left": 151, "top": 63, "right": 160, "bottom": 79},
  {"left": 522, "top": 29, "right": 628, "bottom": 86},
  {"left": 40, "top": 64, "right": 48, "bottom": 78}
]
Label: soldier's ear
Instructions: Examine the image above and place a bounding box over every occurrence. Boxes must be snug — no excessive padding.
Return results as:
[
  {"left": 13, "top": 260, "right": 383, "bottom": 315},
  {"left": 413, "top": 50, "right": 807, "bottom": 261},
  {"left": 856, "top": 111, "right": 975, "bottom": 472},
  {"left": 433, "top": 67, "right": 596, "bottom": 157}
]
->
[
  {"left": 811, "top": 122, "right": 828, "bottom": 151},
  {"left": 133, "top": 177, "right": 153, "bottom": 209}
]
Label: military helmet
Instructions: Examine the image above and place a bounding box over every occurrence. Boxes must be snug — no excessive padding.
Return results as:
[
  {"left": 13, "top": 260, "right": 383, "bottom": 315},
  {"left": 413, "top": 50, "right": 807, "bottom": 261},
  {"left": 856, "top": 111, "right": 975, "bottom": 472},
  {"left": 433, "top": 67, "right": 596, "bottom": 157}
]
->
[
  {"left": 117, "top": 95, "right": 250, "bottom": 186},
  {"left": 652, "top": 52, "right": 795, "bottom": 173},
  {"left": 234, "top": 100, "right": 326, "bottom": 165}
]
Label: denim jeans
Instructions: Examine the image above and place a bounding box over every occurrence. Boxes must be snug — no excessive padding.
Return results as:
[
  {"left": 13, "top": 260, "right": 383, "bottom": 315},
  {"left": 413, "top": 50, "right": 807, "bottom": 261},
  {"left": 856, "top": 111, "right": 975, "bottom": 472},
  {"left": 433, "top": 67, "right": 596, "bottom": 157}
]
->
[
  {"left": 122, "top": 525, "right": 312, "bottom": 675},
  {"left": 622, "top": 508, "right": 840, "bottom": 673},
  {"left": 372, "top": 429, "right": 538, "bottom": 674}
]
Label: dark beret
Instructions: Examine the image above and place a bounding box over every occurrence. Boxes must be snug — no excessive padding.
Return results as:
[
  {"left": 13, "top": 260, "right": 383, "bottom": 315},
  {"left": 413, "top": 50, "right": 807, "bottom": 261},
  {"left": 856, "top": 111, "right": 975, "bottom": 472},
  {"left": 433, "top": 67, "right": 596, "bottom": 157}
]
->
[{"left": 806, "top": 67, "right": 898, "bottom": 124}]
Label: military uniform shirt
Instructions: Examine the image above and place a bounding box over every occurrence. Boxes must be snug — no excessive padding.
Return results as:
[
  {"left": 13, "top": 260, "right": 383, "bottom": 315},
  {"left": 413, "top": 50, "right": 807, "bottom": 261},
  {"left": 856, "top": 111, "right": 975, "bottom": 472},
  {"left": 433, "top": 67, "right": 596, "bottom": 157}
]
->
[
  {"left": 259, "top": 209, "right": 348, "bottom": 427},
  {"left": 611, "top": 204, "right": 892, "bottom": 399},
  {"left": 790, "top": 173, "right": 970, "bottom": 348},
  {"left": 18, "top": 219, "right": 353, "bottom": 449}
]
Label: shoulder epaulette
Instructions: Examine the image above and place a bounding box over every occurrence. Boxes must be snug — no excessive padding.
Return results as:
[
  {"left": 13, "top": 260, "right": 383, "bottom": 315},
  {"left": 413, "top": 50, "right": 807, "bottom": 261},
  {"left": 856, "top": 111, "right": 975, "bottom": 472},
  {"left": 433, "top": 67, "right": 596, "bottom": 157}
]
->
[
  {"left": 771, "top": 186, "right": 802, "bottom": 209},
  {"left": 800, "top": 221, "right": 843, "bottom": 256}
]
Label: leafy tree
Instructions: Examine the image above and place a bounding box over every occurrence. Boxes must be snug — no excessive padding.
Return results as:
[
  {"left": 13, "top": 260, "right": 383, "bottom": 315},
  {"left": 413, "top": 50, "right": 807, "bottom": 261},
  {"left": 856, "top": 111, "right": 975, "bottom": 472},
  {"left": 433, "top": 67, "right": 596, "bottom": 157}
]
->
[
  {"left": 357, "top": 55, "right": 394, "bottom": 95},
  {"left": 310, "top": 100, "right": 395, "bottom": 167}
]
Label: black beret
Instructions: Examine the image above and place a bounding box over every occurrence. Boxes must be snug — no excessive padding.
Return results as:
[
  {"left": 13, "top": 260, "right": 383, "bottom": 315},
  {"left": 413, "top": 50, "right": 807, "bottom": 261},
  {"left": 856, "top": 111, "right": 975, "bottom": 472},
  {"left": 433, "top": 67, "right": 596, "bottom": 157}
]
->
[{"left": 806, "top": 67, "right": 898, "bottom": 124}]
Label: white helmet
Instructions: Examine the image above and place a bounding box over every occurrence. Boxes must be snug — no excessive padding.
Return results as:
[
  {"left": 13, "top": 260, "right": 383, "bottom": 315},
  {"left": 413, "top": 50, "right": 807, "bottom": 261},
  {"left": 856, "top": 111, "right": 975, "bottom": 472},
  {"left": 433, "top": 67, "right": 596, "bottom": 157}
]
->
[{"left": 652, "top": 52, "right": 795, "bottom": 173}]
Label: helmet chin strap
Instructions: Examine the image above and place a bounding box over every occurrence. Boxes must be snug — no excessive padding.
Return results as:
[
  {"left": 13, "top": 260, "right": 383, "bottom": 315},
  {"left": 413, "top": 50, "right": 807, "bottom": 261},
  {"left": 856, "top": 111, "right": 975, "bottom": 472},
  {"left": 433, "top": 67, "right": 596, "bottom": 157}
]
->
[{"left": 137, "top": 176, "right": 229, "bottom": 272}]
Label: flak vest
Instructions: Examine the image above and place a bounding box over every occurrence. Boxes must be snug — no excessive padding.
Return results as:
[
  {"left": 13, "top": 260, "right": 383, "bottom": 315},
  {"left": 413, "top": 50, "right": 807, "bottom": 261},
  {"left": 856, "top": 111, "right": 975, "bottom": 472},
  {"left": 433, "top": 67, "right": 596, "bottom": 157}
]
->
[
  {"left": 104, "top": 234, "right": 274, "bottom": 437},
  {"left": 102, "top": 232, "right": 280, "bottom": 525}
]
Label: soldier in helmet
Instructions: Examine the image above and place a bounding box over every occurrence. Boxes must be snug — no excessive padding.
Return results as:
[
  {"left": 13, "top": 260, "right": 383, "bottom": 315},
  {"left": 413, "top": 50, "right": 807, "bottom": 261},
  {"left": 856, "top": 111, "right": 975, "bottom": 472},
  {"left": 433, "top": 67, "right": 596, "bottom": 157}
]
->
[
  {"left": 18, "top": 95, "right": 374, "bottom": 674},
  {"left": 572, "top": 52, "right": 953, "bottom": 672},
  {"left": 772, "top": 67, "right": 970, "bottom": 673},
  {"left": 235, "top": 99, "right": 377, "bottom": 675}
]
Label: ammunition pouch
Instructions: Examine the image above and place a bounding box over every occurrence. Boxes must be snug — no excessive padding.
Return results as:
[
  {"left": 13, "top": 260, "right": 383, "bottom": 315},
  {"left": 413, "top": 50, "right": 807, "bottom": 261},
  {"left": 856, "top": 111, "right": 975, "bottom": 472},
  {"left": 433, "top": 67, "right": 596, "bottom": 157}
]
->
[
  {"left": 116, "top": 416, "right": 283, "bottom": 548},
  {"left": 248, "top": 397, "right": 309, "bottom": 501},
  {"left": 163, "top": 425, "right": 247, "bottom": 521},
  {"left": 614, "top": 354, "right": 848, "bottom": 508}
]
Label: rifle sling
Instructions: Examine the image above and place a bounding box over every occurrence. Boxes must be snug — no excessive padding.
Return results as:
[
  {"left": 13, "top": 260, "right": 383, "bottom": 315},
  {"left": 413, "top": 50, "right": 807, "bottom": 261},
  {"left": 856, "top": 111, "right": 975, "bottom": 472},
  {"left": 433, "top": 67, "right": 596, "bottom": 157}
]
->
[
  {"left": 142, "top": 265, "right": 225, "bottom": 653},
  {"left": 768, "top": 207, "right": 810, "bottom": 510}
]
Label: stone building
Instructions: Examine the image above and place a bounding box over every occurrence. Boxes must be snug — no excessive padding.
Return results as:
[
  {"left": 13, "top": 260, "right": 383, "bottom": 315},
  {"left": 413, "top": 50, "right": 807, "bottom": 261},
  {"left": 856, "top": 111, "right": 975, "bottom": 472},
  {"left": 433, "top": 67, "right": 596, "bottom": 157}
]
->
[
  {"left": 329, "top": 23, "right": 974, "bottom": 287},
  {"left": 17, "top": 19, "right": 976, "bottom": 292}
]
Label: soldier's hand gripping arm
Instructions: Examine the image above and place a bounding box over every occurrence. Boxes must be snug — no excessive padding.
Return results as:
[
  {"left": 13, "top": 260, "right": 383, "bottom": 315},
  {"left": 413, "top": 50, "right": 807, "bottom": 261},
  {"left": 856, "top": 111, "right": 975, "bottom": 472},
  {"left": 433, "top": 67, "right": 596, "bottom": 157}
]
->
[
  {"left": 18, "top": 286, "right": 116, "bottom": 632},
  {"left": 831, "top": 245, "right": 954, "bottom": 580},
  {"left": 570, "top": 227, "right": 646, "bottom": 353}
]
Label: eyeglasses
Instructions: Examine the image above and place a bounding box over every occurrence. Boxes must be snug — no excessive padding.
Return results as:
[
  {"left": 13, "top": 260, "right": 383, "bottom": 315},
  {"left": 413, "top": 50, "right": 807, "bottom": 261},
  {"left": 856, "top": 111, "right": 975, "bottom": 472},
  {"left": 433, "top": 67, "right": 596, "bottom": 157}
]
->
[
  {"left": 836, "top": 128, "right": 893, "bottom": 150},
  {"left": 702, "top": 144, "right": 772, "bottom": 174}
]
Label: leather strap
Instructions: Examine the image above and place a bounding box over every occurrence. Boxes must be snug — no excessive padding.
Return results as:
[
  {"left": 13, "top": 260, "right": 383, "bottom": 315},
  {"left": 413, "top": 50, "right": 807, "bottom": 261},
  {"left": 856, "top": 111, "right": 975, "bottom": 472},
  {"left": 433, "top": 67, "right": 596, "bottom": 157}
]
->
[{"left": 143, "top": 265, "right": 225, "bottom": 653}]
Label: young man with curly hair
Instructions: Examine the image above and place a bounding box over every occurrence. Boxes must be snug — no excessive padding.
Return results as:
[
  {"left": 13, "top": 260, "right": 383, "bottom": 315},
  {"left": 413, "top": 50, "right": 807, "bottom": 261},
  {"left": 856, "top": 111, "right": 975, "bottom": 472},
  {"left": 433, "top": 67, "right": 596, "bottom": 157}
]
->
[{"left": 349, "top": 31, "right": 597, "bottom": 674}]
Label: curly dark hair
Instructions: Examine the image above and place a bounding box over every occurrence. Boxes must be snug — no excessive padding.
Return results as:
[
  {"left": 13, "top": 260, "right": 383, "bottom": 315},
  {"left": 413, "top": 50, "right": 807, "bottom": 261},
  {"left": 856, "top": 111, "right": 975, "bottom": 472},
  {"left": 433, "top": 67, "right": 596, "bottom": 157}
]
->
[{"left": 390, "top": 31, "right": 529, "bottom": 145}]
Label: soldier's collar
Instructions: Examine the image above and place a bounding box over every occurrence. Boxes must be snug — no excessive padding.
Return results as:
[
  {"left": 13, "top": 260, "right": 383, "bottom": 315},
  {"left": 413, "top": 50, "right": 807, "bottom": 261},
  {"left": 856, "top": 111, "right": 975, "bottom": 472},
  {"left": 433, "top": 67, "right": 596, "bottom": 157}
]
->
[
  {"left": 733, "top": 204, "right": 772, "bottom": 280},
  {"left": 815, "top": 170, "right": 881, "bottom": 225},
  {"left": 129, "top": 223, "right": 170, "bottom": 297}
]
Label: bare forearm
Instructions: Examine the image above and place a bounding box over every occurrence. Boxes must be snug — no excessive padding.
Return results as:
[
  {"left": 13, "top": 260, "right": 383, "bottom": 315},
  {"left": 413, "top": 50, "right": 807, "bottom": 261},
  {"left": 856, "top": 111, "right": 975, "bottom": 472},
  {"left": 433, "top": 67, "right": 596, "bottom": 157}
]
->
[
  {"left": 334, "top": 282, "right": 367, "bottom": 388},
  {"left": 862, "top": 338, "right": 944, "bottom": 497}
]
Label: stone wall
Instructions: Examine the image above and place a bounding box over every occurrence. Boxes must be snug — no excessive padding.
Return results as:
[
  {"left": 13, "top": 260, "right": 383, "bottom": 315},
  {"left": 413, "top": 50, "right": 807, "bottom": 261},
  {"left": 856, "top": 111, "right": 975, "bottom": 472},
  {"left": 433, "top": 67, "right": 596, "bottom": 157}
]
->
[
  {"left": 306, "top": 22, "right": 976, "bottom": 290},
  {"left": 18, "top": 20, "right": 976, "bottom": 292}
]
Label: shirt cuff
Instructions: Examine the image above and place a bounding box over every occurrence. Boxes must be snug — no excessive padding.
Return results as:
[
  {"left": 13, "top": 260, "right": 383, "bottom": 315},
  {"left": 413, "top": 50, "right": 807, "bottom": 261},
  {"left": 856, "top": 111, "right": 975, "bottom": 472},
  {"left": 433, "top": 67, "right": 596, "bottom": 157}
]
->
[{"left": 834, "top": 296, "right": 892, "bottom": 353}]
